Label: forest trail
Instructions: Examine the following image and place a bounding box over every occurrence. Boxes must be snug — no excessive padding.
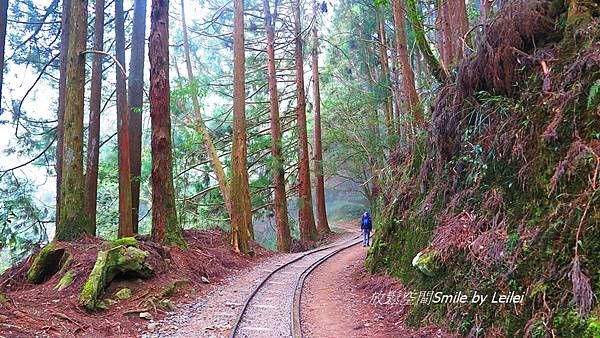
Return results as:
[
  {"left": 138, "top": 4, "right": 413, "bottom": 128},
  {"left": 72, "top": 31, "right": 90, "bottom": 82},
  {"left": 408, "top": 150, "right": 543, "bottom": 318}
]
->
[
  {"left": 147, "top": 226, "right": 360, "bottom": 338},
  {"left": 301, "top": 240, "right": 368, "bottom": 337}
]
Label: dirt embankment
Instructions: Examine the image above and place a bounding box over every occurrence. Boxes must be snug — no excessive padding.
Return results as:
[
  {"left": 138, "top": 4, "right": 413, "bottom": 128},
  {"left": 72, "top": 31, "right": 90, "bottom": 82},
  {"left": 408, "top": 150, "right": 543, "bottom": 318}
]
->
[{"left": 0, "top": 229, "right": 271, "bottom": 337}]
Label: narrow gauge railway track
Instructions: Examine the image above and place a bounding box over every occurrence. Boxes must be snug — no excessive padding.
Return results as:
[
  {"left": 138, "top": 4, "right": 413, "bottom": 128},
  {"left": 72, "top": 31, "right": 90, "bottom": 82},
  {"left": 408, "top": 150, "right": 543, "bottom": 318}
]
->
[{"left": 229, "top": 235, "right": 362, "bottom": 338}]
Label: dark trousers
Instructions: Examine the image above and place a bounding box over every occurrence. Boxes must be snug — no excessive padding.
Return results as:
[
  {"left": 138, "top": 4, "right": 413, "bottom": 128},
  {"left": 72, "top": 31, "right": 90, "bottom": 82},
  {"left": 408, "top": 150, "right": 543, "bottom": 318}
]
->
[{"left": 362, "top": 229, "right": 371, "bottom": 246}]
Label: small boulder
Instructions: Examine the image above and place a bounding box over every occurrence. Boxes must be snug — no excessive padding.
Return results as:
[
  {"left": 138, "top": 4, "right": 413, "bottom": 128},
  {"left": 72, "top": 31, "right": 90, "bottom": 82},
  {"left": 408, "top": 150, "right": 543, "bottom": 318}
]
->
[
  {"left": 412, "top": 250, "right": 439, "bottom": 277},
  {"left": 201, "top": 276, "right": 210, "bottom": 284},
  {"left": 139, "top": 312, "right": 153, "bottom": 320},
  {"left": 160, "top": 299, "right": 173, "bottom": 310},
  {"left": 159, "top": 279, "right": 191, "bottom": 298},
  {"left": 0, "top": 292, "right": 10, "bottom": 307},
  {"left": 115, "top": 288, "right": 132, "bottom": 300},
  {"left": 147, "top": 322, "right": 157, "bottom": 331}
]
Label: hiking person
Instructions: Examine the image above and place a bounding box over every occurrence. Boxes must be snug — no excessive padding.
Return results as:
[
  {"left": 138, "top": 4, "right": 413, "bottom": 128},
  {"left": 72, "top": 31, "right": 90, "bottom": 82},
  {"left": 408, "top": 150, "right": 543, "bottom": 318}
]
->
[{"left": 361, "top": 211, "right": 372, "bottom": 247}]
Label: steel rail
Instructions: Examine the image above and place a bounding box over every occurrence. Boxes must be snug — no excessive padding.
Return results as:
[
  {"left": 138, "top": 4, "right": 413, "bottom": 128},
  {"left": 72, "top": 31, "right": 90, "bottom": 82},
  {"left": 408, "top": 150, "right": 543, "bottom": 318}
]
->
[{"left": 228, "top": 235, "right": 361, "bottom": 338}]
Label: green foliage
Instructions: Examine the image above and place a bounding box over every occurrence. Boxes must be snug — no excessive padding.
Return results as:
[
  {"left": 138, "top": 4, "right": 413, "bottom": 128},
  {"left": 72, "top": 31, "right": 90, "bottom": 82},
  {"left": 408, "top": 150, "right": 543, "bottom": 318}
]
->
[
  {"left": 0, "top": 174, "right": 49, "bottom": 274},
  {"left": 373, "top": 0, "right": 388, "bottom": 7},
  {"left": 553, "top": 311, "right": 590, "bottom": 337},
  {"left": 588, "top": 79, "right": 600, "bottom": 110}
]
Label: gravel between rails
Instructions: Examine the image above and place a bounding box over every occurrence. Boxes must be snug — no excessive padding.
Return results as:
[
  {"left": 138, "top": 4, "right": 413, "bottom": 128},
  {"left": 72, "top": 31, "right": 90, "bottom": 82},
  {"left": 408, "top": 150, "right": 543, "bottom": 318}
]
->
[
  {"left": 144, "top": 233, "right": 356, "bottom": 338},
  {"left": 234, "top": 249, "right": 336, "bottom": 338}
]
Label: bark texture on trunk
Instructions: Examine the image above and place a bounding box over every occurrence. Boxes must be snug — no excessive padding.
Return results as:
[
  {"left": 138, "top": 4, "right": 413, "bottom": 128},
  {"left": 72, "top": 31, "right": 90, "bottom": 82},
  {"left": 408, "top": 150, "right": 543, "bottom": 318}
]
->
[
  {"left": 230, "top": 0, "right": 251, "bottom": 254},
  {"left": 480, "top": 0, "right": 492, "bottom": 21},
  {"left": 56, "top": 0, "right": 72, "bottom": 226},
  {"left": 294, "top": 0, "right": 316, "bottom": 242},
  {"left": 128, "top": 0, "right": 147, "bottom": 233},
  {"left": 436, "top": 0, "right": 469, "bottom": 67},
  {"left": 392, "top": 0, "right": 423, "bottom": 126},
  {"left": 149, "top": 0, "right": 186, "bottom": 248},
  {"left": 0, "top": 0, "right": 8, "bottom": 103},
  {"left": 312, "top": 0, "right": 330, "bottom": 234},
  {"left": 377, "top": 11, "right": 394, "bottom": 136},
  {"left": 56, "top": 0, "right": 89, "bottom": 241},
  {"left": 180, "top": 0, "right": 232, "bottom": 218},
  {"left": 84, "top": 0, "right": 105, "bottom": 235},
  {"left": 406, "top": 0, "right": 447, "bottom": 82},
  {"left": 264, "top": 0, "right": 292, "bottom": 252},
  {"left": 116, "top": 0, "right": 134, "bottom": 238}
]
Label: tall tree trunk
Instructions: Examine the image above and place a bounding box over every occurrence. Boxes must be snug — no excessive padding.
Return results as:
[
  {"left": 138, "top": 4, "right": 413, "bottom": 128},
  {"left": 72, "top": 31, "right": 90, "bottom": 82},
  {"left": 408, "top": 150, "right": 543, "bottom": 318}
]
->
[
  {"left": 480, "top": 0, "right": 492, "bottom": 21},
  {"left": 264, "top": 0, "right": 292, "bottom": 252},
  {"left": 391, "top": 51, "right": 403, "bottom": 134},
  {"left": 392, "top": 0, "right": 423, "bottom": 126},
  {"left": 435, "top": 0, "right": 451, "bottom": 67},
  {"left": 84, "top": 0, "right": 104, "bottom": 235},
  {"left": 230, "top": 0, "right": 252, "bottom": 254},
  {"left": 436, "top": 0, "right": 469, "bottom": 67},
  {"left": 312, "top": 0, "right": 330, "bottom": 234},
  {"left": 128, "top": 0, "right": 147, "bottom": 233},
  {"left": 180, "top": 0, "right": 233, "bottom": 218},
  {"left": 56, "top": 0, "right": 71, "bottom": 227},
  {"left": 56, "top": 0, "right": 89, "bottom": 241},
  {"left": 415, "top": 48, "right": 423, "bottom": 89},
  {"left": 406, "top": 0, "right": 447, "bottom": 83},
  {"left": 294, "top": 0, "right": 317, "bottom": 242},
  {"left": 116, "top": 0, "right": 134, "bottom": 238},
  {"left": 454, "top": 0, "right": 470, "bottom": 57},
  {"left": 149, "top": 0, "right": 186, "bottom": 248},
  {"left": 0, "top": 0, "right": 8, "bottom": 103},
  {"left": 376, "top": 10, "right": 394, "bottom": 136}
]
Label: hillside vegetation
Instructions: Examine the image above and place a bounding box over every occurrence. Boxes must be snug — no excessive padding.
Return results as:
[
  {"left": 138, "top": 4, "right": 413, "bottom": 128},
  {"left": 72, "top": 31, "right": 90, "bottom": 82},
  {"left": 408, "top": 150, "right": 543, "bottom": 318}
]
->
[{"left": 367, "top": 1, "right": 600, "bottom": 336}]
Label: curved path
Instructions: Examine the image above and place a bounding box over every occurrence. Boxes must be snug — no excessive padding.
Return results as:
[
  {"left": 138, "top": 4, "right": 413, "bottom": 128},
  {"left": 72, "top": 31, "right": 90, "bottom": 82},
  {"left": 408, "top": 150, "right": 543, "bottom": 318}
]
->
[{"left": 300, "top": 243, "right": 367, "bottom": 338}]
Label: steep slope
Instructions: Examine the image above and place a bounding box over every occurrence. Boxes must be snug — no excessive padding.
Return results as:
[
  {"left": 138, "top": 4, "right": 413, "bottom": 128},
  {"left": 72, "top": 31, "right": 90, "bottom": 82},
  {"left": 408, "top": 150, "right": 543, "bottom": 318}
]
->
[{"left": 367, "top": 1, "right": 600, "bottom": 336}]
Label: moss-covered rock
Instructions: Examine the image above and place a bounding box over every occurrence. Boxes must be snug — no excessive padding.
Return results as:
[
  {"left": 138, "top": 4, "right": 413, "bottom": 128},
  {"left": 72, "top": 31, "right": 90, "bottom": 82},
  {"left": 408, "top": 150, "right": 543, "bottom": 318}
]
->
[
  {"left": 0, "top": 292, "right": 9, "bottom": 307},
  {"left": 26, "top": 242, "right": 69, "bottom": 284},
  {"left": 160, "top": 298, "right": 173, "bottom": 310},
  {"left": 115, "top": 288, "right": 132, "bottom": 300},
  {"left": 412, "top": 250, "right": 438, "bottom": 277},
  {"left": 55, "top": 269, "right": 76, "bottom": 291},
  {"left": 159, "top": 279, "right": 191, "bottom": 298},
  {"left": 110, "top": 237, "right": 138, "bottom": 248},
  {"left": 79, "top": 245, "right": 154, "bottom": 311}
]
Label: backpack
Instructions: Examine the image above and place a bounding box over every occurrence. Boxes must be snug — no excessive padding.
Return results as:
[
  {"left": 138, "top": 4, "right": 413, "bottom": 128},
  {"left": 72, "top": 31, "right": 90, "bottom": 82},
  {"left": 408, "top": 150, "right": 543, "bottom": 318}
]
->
[{"left": 362, "top": 217, "right": 368, "bottom": 227}]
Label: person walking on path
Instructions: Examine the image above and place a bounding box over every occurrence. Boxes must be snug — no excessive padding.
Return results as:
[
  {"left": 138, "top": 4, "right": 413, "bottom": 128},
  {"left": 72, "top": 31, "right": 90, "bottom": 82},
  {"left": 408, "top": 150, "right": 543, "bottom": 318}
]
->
[{"left": 361, "top": 211, "right": 372, "bottom": 247}]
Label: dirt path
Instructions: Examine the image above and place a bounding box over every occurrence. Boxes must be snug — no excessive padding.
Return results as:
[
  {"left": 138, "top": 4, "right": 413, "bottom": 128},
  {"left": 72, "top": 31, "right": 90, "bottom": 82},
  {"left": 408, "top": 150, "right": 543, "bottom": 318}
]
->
[
  {"left": 301, "top": 242, "right": 454, "bottom": 338},
  {"left": 300, "top": 243, "right": 368, "bottom": 338}
]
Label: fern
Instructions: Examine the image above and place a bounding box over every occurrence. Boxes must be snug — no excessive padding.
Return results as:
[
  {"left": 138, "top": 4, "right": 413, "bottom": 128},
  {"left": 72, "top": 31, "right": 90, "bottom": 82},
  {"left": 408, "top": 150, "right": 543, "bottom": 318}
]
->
[{"left": 588, "top": 79, "right": 600, "bottom": 109}]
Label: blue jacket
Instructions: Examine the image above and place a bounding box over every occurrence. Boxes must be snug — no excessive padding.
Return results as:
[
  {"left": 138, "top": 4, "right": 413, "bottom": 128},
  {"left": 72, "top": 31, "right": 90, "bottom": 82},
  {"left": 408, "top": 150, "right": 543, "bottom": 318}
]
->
[{"left": 361, "top": 212, "right": 372, "bottom": 230}]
